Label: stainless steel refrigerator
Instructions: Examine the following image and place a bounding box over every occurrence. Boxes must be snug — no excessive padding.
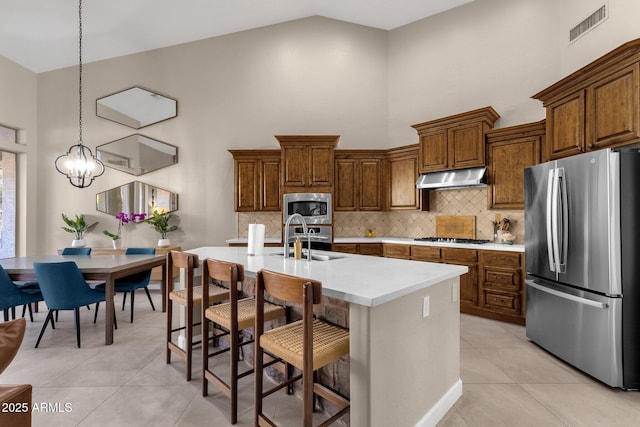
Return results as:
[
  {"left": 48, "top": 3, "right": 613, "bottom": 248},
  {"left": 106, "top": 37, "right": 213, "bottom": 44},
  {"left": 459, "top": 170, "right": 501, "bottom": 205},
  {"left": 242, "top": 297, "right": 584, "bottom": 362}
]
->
[{"left": 524, "top": 146, "right": 640, "bottom": 389}]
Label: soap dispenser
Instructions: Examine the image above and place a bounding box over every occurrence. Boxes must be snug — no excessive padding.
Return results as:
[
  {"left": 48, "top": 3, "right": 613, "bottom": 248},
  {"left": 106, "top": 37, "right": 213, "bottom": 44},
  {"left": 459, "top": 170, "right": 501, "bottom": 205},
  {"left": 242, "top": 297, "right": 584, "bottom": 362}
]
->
[{"left": 294, "top": 236, "right": 302, "bottom": 259}]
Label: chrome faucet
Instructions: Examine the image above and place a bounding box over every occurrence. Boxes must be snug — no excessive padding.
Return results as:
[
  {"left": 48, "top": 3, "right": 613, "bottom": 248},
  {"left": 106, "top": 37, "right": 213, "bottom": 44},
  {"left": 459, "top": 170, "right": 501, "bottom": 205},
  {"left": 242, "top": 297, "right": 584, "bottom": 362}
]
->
[{"left": 283, "top": 213, "right": 307, "bottom": 258}]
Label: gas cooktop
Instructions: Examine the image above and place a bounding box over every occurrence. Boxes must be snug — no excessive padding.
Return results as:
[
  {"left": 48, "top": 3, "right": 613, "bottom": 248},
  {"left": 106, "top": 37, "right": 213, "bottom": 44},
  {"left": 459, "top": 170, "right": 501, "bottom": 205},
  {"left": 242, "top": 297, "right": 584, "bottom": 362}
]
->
[{"left": 414, "top": 237, "right": 491, "bottom": 244}]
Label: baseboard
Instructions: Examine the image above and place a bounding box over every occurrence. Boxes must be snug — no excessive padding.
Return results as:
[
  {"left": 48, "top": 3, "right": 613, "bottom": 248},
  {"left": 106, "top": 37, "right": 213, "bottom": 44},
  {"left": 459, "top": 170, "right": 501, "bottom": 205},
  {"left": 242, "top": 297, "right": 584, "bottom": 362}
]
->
[{"left": 414, "top": 379, "right": 462, "bottom": 427}]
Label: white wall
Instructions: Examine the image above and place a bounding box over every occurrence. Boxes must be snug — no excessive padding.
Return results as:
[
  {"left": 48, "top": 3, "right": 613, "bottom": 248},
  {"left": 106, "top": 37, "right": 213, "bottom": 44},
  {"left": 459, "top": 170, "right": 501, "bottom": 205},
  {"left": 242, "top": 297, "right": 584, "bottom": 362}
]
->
[{"left": 36, "top": 17, "right": 389, "bottom": 254}]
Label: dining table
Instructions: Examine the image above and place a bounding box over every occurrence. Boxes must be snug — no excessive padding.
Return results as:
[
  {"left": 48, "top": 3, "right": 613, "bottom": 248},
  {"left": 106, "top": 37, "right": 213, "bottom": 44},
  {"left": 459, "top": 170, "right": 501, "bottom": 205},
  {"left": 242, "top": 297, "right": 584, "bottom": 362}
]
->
[{"left": 0, "top": 254, "right": 166, "bottom": 345}]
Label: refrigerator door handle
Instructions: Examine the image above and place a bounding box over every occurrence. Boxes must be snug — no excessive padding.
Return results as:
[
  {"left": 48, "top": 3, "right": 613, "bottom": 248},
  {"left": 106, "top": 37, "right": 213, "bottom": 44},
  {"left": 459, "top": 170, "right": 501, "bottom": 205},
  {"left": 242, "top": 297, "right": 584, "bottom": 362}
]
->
[
  {"left": 528, "top": 281, "right": 608, "bottom": 309},
  {"left": 557, "top": 168, "right": 568, "bottom": 273},
  {"left": 546, "top": 168, "right": 556, "bottom": 272}
]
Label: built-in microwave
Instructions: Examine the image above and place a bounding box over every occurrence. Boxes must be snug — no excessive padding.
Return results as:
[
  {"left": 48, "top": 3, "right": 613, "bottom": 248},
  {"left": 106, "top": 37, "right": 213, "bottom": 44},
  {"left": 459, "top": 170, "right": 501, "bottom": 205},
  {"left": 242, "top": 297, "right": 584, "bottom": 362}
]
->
[{"left": 283, "top": 193, "right": 332, "bottom": 225}]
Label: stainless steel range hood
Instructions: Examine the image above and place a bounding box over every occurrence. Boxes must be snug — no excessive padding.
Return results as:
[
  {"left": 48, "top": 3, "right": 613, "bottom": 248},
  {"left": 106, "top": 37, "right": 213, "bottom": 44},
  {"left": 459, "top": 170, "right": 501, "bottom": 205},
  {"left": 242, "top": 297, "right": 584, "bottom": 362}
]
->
[{"left": 415, "top": 167, "right": 487, "bottom": 190}]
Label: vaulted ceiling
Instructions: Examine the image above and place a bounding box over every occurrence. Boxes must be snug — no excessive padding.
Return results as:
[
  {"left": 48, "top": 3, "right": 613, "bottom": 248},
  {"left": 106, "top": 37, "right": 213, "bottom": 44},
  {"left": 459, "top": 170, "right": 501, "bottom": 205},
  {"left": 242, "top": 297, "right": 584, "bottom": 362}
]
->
[{"left": 0, "top": 0, "right": 474, "bottom": 73}]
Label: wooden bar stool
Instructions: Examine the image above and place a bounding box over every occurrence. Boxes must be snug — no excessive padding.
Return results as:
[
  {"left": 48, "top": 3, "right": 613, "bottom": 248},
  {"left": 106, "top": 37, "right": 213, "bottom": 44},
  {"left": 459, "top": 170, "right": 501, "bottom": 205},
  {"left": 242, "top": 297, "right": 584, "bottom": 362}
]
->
[
  {"left": 254, "top": 269, "right": 350, "bottom": 427},
  {"left": 201, "top": 259, "right": 286, "bottom": 424},
  {"left": 166, "top": 250, "right": 228, "bottom": 381}
]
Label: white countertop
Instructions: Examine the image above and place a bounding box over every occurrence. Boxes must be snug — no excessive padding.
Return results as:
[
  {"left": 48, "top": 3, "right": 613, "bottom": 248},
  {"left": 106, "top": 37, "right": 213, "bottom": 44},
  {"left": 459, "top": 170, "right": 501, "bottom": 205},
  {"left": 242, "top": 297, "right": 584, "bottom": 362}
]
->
[
  {"left": 187, "top": 246, "right": 467, "bottom": 307},
  {"left": 226, "top": 237, "right": 282, "bottom": 244},
  {"left": 334, "top": 236, "right": 525, "bottom": 253},
  {"left": 226, "top": 236, "right": 524, "bottom": 252}
]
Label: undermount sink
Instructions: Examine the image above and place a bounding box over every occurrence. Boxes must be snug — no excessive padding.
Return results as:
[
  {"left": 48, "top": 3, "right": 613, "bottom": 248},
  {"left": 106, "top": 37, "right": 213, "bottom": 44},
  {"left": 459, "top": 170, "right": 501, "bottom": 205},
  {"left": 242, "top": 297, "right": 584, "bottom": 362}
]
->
[{"left": 269, "top": 251, "right": 344, "bottom": 261}]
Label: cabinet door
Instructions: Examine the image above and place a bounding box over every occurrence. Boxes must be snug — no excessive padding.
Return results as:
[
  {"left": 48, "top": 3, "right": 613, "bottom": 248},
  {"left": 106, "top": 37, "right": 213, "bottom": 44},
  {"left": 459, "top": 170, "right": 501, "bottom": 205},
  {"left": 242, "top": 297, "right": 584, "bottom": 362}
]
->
[
  {"left": 382, "top": 243, "right": 411, "bottom": 259},
  {"left": 587, "top": 63, "right": 640, "bottom": 150},
  {"left": 456, "top": 262, "right": 478, "bottom": 306},
  {"left": 333, "top": 243, "right": 358, "bottom": 254},
  {"left": 309, "top": 146, "right": 334, "bottom": 187},
  {"left": 389, "top": 154, "right": 420, "bottom": 210},
  {"left": 358, "top": 243, "right": 382, "bottom": 256},
  {"left": 419, "top": 130, "right": 448, "bottom": 172},
  {"left": 546, "top": 91, "right": 585, "bottom": 160},
  {"left": 487, "top": 136, "right": 541, "bottom": 209},
  {"left": 335, "top": 158, "right": 357, "bottom": 211},
  {"left": 281, "top": 145, "right": 307, "bottom": 187},
  {"left": 235, "top": 159, "right": 258, "bottom": 211},
  {"left": 448, "top": 123, "right": 485, "bottom": 169},
  {"left": 359, "top": 159, "right": 383, "bottom": 210},
  {"left": 260, "top": 159, "right": 281, "bottom": 211}
]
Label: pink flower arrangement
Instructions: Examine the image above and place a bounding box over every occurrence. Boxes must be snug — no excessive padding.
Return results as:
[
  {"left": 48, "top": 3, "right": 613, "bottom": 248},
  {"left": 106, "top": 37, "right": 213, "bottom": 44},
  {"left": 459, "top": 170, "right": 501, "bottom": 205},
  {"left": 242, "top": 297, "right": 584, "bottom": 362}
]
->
[{"left": 104, "top": 212, "right": 147, "bottom": 240}]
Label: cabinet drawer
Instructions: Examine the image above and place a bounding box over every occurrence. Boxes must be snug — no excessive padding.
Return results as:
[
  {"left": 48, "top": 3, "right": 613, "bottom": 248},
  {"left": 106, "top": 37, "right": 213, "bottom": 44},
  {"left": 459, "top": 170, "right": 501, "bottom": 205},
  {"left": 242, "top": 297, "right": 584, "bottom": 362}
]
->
[
  {"left": 383, "top": 243, "right": 411, "bottom": 259},
  {"left": 480, "top": 251, "right": 521, "bottom": 268},
  {"left": 333, "top": 243, "right": 358, "bottom": 254},
  {"left": 484, "top": 269, "right": 520, "bottom": 291},
  {"left": 359, "top": 243, "right": 383, "bottom": 256},
  {"left": 483, "top": 291, "right": 521, "bottom": 315},
  {"left": 442, "top": 248, "right": 477, "bottom": 262},
  {"left": 411, "top": 246, "right": 441, "bottom": 262}
]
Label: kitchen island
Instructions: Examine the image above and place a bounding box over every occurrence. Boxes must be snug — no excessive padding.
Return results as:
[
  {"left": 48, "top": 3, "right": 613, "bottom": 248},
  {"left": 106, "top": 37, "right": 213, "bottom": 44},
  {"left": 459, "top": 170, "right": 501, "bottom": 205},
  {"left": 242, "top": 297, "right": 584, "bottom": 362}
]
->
[{"left": 188, "top": 246, "right": 467, "bottom": 427}]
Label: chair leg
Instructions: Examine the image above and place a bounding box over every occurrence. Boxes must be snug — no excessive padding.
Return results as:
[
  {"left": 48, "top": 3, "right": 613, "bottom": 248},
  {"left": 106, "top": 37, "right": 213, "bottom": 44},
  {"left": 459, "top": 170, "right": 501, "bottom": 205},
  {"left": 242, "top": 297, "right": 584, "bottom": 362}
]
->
[
  {"left": 129, "top": 289, "right": 135, "bottom": 323},
  {"left": 186, "top": 302, "right": 193, "bottom": 381},
  {"left": 230, "top": 328, "right": 239, "bottom": 424},
  {"left": 74, "top": 307, "right": 81, "bottom": 348},
  {"left": 2, "top": 309, "right": 8, "bottom": 321},
  {"left": 27, "top": 304, "right": 34, "bottom": 322},
  {"left": 55, "top": 310, "right": 59, "bottom": 322},
  {"left": 254, "top": 339, "right": 264, "bottom": 426},
  {"left": 35, "top": 310, "right": 54, "bottom": 348},
  {"left": 303, "top": 368, "right": 313, "bottom": 427},
  {"left": 11, "top": 307, "right": 16, "bottom": 320},
  {"left": 94, "top": 302, "right": 100, "bottom": 323},
  {"left": 144, "top": 287, "right": 156, "bottom": 311},
  {"left": 166, "top": 300, "right": 173, "bottom": 364},
  {"left": 93, "top": 302, "right": 118, "bottom": 330}
]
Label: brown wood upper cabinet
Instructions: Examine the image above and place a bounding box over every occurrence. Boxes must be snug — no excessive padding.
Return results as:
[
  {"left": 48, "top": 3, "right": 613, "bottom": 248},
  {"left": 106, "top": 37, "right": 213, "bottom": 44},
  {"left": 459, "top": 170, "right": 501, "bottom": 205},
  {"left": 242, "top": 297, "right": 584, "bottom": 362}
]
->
[
  {"left": 229, "top": 150, "right": 281, "bottom": 212},
  {"left": 485, "top": 120, "right": 544, "bottom": 210},
  {"left": 386, "top": 144, "right": 428, "bottom": 210},
  {"left": 412, "top": 106, "right": 500, "bottom": 173},
  {"left": 533, "top": 39, "right": 640, "bottom": 161},
  {"left": 276, "top": 135, "right": 338, "bottom": 192},
  {"left": 334, "top": 150, "right": 385, "bottom": 211}
]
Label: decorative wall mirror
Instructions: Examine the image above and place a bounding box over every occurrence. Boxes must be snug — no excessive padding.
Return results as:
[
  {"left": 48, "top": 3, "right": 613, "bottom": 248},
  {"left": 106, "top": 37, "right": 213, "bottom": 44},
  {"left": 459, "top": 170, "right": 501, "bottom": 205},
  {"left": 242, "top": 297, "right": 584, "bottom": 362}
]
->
[
  {"left": 96, "top": 86, "right": 177, "bottom": 129},
  {"left": 96, "top": 181, "right": 178, "bottom": 217},
  {"left": 97, "top": 134, "right": 177, "bottom": 176}
]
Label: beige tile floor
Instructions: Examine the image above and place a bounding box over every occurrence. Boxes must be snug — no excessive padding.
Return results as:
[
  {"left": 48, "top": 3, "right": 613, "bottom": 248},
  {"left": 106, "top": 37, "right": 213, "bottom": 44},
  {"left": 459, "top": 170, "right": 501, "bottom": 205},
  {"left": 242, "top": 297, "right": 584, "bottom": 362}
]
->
[{"left": 2, "top": 288, "right": 640, "bottom": 426}]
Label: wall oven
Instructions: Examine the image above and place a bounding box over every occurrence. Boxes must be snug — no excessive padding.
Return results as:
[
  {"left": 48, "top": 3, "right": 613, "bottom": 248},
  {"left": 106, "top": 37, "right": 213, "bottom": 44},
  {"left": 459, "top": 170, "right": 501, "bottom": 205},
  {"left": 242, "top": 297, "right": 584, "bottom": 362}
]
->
[
  {"left": 283, "top": 193, "right": 332, "bottom": 225},
  {"left": 283, "top": 193, "right": 332, "bottom": 250}
]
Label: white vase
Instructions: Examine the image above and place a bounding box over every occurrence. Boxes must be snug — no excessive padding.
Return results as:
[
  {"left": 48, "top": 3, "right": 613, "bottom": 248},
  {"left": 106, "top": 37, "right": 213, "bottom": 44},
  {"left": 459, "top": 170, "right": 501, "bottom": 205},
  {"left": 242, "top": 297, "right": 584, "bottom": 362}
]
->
[
  {"left": 71, "top": 239, "right": 86, "bottom": 248},
  {"left": 157, "top": 238, "right": 170, "bottom": 248},
  {"left": 112, "top": 240, "right": 121, "bottom": 249}
]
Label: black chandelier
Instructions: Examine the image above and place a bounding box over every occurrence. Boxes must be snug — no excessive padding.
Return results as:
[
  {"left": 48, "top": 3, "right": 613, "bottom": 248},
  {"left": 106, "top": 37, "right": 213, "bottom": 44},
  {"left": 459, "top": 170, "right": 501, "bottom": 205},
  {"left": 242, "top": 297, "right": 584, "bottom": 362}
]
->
[{"left": 55, "top": 0, "right": 104, "bottom": 188}]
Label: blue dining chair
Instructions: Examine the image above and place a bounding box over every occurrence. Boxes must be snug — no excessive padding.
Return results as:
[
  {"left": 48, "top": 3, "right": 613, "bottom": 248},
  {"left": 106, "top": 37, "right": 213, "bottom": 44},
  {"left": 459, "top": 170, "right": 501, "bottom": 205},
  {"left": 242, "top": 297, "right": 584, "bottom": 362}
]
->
[
  {"left": 0, "top": 265, "right": 44, "bottom": 322},
  {"left": 94, "top": 247, "right": 156, "bottom": 323},
  {"left": 61, "top": 247, "right": 92, "bottom": 255},
  {"left": 16, "top": 247, "right": 94, "bottom": 315},
  {"left": 32, "top": 261, "right": 108, "bottom": 348}
]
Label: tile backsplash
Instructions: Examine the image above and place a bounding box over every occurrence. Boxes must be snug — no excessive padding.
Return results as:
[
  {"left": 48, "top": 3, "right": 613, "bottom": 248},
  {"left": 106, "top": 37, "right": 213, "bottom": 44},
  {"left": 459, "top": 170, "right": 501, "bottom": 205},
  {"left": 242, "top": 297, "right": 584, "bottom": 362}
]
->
[{"left": 237, "top": 188, "right": 525, "bottom": 243}]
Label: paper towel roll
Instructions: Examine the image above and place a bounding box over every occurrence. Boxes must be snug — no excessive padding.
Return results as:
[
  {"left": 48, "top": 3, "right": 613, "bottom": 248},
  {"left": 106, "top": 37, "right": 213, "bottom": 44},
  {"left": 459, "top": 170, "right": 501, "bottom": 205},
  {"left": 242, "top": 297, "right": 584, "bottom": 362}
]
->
[{"left": 247, "top": 223, "right": 265, "bottom": 255}]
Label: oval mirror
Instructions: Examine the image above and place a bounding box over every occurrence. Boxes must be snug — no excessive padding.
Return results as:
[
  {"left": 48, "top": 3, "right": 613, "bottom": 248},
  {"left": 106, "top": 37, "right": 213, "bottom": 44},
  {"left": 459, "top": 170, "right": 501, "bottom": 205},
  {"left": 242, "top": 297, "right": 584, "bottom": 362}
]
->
[
  {"left": 97, "top": 134, "right": 177, "bottom": 176},
  {"left": 96, "top": 181, "right": 178, "bottom": 218},
  {"left": 96, "top": 87, "right": 177, "bottom": 129}
]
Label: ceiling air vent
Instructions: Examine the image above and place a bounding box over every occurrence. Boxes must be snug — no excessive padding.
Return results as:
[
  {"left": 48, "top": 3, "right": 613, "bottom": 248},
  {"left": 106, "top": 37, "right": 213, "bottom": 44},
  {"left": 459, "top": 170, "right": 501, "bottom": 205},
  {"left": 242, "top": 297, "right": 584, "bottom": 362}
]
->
[{"left": 570, "top": 4, "right": 607, "bottom": 43}]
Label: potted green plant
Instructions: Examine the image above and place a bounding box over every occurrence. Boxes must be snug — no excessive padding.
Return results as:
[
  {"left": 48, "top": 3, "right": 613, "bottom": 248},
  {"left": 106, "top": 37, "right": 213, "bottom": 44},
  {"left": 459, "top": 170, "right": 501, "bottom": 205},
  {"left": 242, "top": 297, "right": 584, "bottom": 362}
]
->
[
  {"left": 61, "top": 213, "right": 98, "bottom": 247},
  {"left": 145, "top": 210, "right": 178, "bottom": 247}
]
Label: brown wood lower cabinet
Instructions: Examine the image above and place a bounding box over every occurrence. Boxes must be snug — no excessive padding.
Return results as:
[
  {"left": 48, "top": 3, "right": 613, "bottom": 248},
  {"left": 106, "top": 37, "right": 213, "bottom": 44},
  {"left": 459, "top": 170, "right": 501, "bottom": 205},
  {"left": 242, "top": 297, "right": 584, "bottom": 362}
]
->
[
  {"left": 478, "top": 250, "right": 525, "bottom": 324},
  {"left": 382, "top": 243, "right": 525, "bottom": 325},
  {"left": 333, "top": 243, "right": 383, "bottom": 256}
]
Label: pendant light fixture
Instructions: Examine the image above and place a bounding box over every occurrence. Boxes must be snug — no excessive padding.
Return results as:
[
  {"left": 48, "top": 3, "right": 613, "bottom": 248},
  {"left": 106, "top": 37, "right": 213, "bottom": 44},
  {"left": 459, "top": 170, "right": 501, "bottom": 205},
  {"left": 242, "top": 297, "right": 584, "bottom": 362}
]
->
[{"left": 55, "top": 0, "right": 104, "bottom": 188}]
